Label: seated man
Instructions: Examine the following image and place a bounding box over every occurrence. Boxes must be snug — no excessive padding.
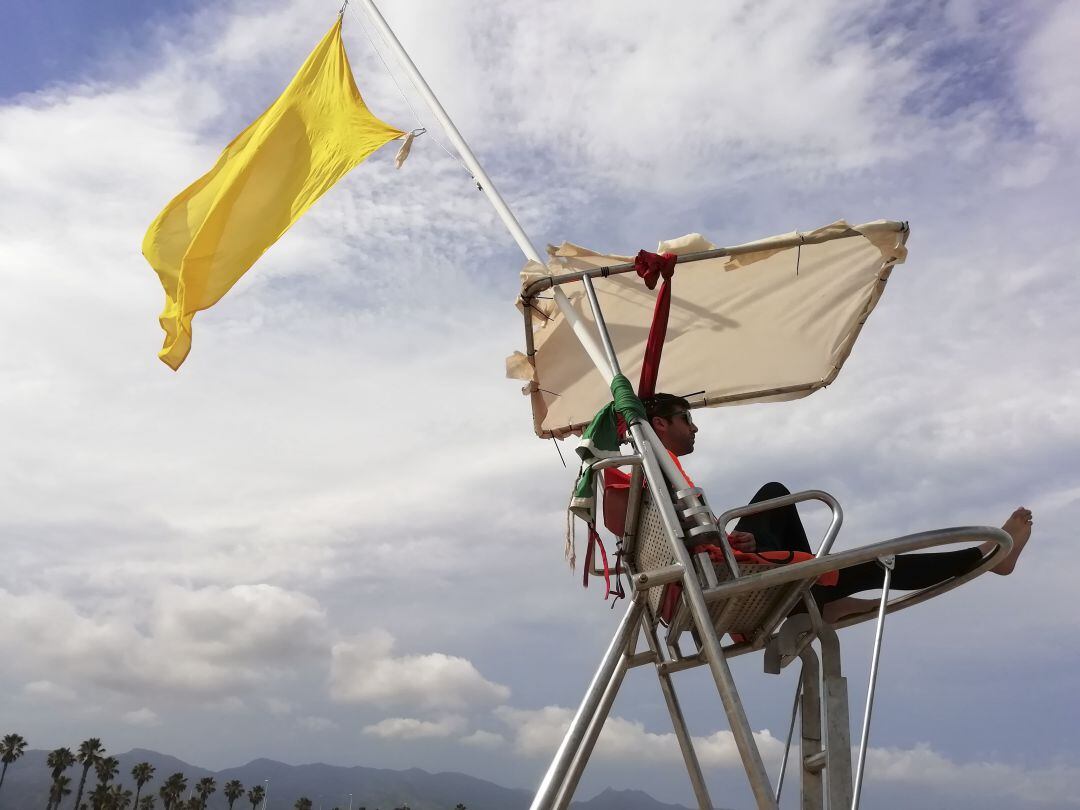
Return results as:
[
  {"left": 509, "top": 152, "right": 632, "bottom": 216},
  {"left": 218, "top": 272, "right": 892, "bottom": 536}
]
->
[{"left": 640, "top": 393, "right": 1033, "bottom": 621}]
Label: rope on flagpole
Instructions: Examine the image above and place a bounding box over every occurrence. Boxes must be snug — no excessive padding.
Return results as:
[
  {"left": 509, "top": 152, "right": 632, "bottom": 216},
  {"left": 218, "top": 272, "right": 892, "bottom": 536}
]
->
[{"left": 347, "top": 5, "right": 473, "bottom": 178}]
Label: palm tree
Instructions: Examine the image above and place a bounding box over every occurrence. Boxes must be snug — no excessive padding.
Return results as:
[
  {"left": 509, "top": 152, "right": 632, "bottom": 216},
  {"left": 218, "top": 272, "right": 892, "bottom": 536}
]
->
[
  {"left": 47, "top": 747, "right": 75, "bottom": 776},
  {"left": 223, "top": 780, "right": 244, "bottom": 810},
  {"left": 194, "top": 776, "right": 216, "bottom": 809},
  {"left": 293, "top": 799, "right": 313, "bottom": 810},
  {"left": 73, "top": 738, "right": 106, "bottom": 810},
  {"left": 0, "top": 732, "right": 28, "bottom": 795},
  {"left": 138, "top": 795, "right": 156, "bottom": 810},
  {"left": 131, "top": 763, "right": 155, "bottom": 809},
  {"left": 95, "top": 755, "right": 120, "bottom": 788},
  {"left": 108, "top": 783, "right": 134, "bottom": 810},
  {"left": 89, "top": 782, "right": 112, "bottom": 810},
  {"left": 246, "top": 785, "right": 265, "bottom": 810},
  {"left": 158, "top": 772, "right": 187, "bottom": 810},
  {"left": 48, "top": 774, "right": 73, "bottom": 810},
  {"left": 45, "top": 747, "right": 76, "bottom": 809}
]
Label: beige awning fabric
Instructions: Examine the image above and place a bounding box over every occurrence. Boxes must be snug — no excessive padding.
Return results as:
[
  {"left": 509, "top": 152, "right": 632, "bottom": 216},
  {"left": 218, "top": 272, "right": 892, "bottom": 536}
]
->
[{"left": 509, "top": 220, "right": 909, "bottom": 438}]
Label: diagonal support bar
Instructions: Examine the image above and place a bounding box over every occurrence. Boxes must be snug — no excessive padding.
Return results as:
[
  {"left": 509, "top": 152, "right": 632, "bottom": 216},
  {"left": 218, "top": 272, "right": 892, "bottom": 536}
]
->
[
  {"left": 851, "top": 555, "right": 895, "bottom": 809},
  {"left": 529, "top": 596, "right": 646, "bottom": 810},
  {"left": 642, "top": 616, "right": 714, "bottom": 809},
  {"left": 554, "top": 629, "right": 638, "bottom": 810}
]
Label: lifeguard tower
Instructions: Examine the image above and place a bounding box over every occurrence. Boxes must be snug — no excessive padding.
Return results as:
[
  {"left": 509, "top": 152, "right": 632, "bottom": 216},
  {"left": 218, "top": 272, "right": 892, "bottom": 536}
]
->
[{"left": 509, "top": 221, "right": 1012, "bottom": 810}]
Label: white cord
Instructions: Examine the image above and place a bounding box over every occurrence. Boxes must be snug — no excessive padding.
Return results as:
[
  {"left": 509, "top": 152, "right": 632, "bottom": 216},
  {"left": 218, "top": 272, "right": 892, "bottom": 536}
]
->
[{"left": 347, "top": 4, "right": 474, "bottom": 178}]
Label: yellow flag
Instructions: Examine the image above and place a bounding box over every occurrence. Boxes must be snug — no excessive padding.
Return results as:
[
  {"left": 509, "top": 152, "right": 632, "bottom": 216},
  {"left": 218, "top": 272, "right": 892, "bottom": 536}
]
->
[{"left": 143, "top": 18, "right": 404, "bottom": 369}]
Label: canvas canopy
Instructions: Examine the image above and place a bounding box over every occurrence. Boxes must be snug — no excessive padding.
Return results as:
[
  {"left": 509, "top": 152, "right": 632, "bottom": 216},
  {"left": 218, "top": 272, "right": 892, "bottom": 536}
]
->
[{"left": 508, "top": 220, "right": 908, "bottom": 438}]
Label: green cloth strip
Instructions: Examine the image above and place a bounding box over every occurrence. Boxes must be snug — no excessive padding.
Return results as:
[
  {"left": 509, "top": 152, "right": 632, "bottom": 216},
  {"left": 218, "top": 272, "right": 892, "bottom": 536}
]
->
[
  {"left": 610, "top": 373, "right": 646, "bottom": 426},
  {"left": 569, "top": 374, "right": 645, "bottom": 524}
]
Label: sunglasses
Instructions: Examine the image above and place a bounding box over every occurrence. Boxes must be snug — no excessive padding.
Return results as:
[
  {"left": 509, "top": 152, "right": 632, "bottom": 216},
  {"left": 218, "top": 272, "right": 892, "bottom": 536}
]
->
[{"left": 669, "top": 410, "right": 695, "bottom": 426}]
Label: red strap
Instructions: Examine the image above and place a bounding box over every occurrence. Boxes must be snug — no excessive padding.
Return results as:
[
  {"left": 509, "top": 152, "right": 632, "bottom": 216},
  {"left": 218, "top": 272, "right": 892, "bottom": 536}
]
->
[
  {"left": 595, "top": 531, "right": 612, "bottom": 598},
  {"left": 634, "top": 250, "right": 677, "bottom": 399},
  {"left": 583, "top": 529, "right": 594, "bottom": 588},
  {"left": 583, "top": 525, "right": 613, "bottom": 597}
]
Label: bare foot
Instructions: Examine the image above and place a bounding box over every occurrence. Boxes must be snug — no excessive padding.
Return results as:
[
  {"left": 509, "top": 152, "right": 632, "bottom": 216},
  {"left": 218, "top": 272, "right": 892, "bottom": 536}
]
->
[{"left": 985, "top": 507, "right": 1033, "bottom": 575}]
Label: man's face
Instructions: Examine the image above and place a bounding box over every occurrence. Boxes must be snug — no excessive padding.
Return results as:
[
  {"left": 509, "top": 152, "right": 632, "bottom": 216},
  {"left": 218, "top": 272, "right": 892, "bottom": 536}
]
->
[{"left": 652, "top": 409, "right": 698, "bottom": 456}]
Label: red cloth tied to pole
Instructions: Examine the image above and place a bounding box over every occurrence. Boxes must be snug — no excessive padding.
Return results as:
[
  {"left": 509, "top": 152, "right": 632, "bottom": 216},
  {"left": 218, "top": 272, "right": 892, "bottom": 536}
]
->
[
  {"left": 634, "top": 250, "right": 677, "bottom": 399},
  {"left": 634, "top": 249, "right": 677, "bottom": 290}
]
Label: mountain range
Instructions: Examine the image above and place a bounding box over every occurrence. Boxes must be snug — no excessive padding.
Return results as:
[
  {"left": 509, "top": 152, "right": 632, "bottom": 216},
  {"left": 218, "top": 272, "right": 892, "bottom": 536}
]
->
[{"left": 0, "top": 748, "right": 723, "bottom": 810}]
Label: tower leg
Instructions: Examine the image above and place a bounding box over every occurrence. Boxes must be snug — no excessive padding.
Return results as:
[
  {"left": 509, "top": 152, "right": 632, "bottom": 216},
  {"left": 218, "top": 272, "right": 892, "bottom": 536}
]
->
[
  {"left": 644, "top": 617, "right": 714, "bottom": 810},
  {"left": 529, "top": 596, "right": 646, "bottom": 810},
  {"left": 797, "top": 648, "right": 824, "bottom": 810},
  {"left": 817, "top": 625, "right": 853, "bottom": 809},
  {"left": 554, "top": 642, "right": 633, "bottom": 809},
  {"left": 681, "top": 574, "right": 778, "bottom": 809}
]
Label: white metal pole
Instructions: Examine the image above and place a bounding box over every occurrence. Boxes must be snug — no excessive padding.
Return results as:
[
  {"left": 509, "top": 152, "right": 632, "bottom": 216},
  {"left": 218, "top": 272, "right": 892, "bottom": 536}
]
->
[
  {"left": 851, "top": 556, "right": 895, "bottom": 810},
  {"left": 354, "top": 0, "right": 614, "bottom": 383}
]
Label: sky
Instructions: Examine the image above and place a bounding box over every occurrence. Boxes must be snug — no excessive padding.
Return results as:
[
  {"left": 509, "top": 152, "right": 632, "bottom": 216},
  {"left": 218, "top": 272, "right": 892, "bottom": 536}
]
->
[{"left": 0, "top": 0, "right": 1078, "bottom": 808}]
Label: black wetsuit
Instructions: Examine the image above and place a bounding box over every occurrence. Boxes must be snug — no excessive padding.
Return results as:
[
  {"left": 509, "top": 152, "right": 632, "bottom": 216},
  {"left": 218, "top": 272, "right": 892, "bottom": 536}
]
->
[{"left": 734, "top": 482, "right": 983, "bottom": 603}]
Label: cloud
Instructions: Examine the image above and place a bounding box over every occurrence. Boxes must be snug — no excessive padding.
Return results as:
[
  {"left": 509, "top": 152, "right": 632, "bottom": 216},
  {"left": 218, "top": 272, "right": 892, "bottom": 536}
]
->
[
  {"left": 22, "top": 680, "right": 77, "bottom": 703},
  {"left": 122, "top": 708, "right": 162, "bottom": 727},
  {"left": 330, "top": 630, "right": 510, "bottom": 711},
  {"left": 362, "top": 716, "right": 467, "bottom": 740},
  {"left": 298, "top": 716, "right": 338, "bottom": 732},
  {"left": 379, "top": 0, "right": 926, "bottom": 189},
  {"left": 264, "top": 697, "right": 294, "bottom": 715},
  {"left": 1016, "top": 1, "right": 1080, "bottom": 140},
  {"left": 866, "top": 743, "right": 1080, "bottom": 807},
  {"left": 0, "top": 584, "right": 328, "bottom": 695},
  {"left": 494, "top": 706, "right": 785, "bottom": 768},
  {"left": 204, "top": 696, "right": 247, "bottom": 714},
  {"left": 460, "top": 730, "right": 506, "bottom": 749}
]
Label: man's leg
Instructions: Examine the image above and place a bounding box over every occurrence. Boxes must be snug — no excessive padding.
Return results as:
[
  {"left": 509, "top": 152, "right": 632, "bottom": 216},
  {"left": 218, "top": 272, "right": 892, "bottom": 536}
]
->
[
  {"left": 814, "top": 548, "right": 984, "bottom": 602},
  {"left": 817, "top": 507, "right": 1034, "bottom": 621},
  {"left": 734, "top": 482, "right": 812, "bottom": 554}
]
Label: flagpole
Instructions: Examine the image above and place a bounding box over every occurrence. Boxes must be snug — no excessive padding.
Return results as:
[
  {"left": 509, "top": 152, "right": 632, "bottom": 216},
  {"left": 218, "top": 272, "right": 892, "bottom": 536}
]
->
[
  {"left": 353, "top": 0, "right": 698, "bottom": 514},
  {"left": 354, "top": 0, "right": 614, "bottom": 384}
]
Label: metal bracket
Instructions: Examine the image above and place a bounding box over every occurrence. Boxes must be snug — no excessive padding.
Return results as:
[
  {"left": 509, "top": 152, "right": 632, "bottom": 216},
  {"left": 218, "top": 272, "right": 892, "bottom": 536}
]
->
[{"left": 764, "top": 613, "right": 816, "bottom": 675}]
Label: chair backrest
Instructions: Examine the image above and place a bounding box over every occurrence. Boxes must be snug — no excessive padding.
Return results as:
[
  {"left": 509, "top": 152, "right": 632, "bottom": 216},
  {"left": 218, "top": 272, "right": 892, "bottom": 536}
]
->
[
  {"left": 622, "top": 481, "right": 816, "bottom": 642},
  {"left": 624, "top": 486, "right": 675, "bottom": 618}
]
